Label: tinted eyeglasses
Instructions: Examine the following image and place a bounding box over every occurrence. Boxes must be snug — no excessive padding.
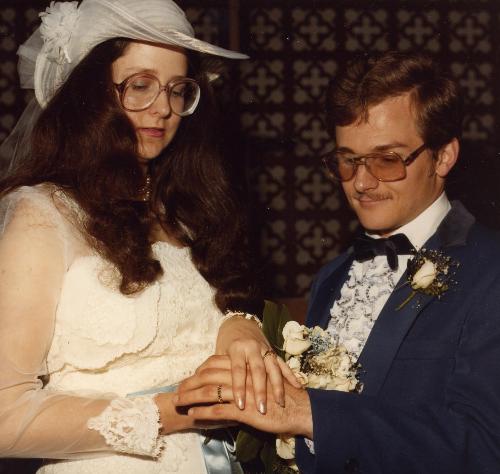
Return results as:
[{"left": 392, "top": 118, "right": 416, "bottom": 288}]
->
[
  {"left": 114, "top": 73, "right": 201, "bottom": 116},
  {"left": 322, "top": 144, "right": 428, "bottom": 182}
]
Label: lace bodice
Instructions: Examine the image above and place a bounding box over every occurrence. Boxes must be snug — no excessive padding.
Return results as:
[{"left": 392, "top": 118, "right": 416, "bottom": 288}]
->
[{"left": 0, "top": 184, "right": 223, "bottom": 473}]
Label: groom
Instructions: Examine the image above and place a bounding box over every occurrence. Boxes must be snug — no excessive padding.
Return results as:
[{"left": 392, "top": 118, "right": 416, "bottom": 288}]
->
[{"left": 176, "top": 51, "right": 500, "bottom": 472}]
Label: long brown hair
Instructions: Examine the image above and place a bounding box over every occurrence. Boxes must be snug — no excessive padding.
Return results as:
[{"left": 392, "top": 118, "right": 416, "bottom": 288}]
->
[{"left": 0, "top": 38, "right": 261, "bottom": 314}]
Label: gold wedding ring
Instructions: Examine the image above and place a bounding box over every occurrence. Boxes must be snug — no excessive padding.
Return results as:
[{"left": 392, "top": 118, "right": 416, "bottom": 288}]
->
[
  {"left": 216, "top": 384, "right": 224, "bottom": 404},
  {"left": 262, "top": 349, "right": 277, "bottom": 361}
]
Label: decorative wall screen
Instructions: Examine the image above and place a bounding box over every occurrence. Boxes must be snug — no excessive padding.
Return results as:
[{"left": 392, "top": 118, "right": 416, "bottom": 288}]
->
[
  {"left": 235, "top": 1, "right": 500, "bottom": 298},
  {"left": 1, "top": 1, "right": 499, "bottom": 308}
]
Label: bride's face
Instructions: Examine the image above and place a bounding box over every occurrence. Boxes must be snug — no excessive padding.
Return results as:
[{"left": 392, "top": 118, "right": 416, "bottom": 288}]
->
[{"left": 111, "top": 42, "right": 188, "bottom": 163}]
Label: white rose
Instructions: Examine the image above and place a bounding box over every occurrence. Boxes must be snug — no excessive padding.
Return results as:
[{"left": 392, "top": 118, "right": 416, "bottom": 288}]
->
[
  {"left": 287, "top": 356, "right": 301, "bottom": 371},
  {"left": 307, "top": 373, "right": 331, "bottom": 389},
  {"left": 282, "top": 321, "right": 303, "bottom": 340},
  {"left": 284, "top": 338, "right": 311, "bottom": 356},
  {"left": 286, "top": 356, "right": 309, "bottom": 385},
  {"left": 310, "top": 347, "right": 348, "bottom": 375},
  {"left": 310, "top": 350, "right": 334, "bottom": 371},
  {"left": 334, "top": 350, "right": 354, "bottom": 378},
  {"left": 276, "top": 435, "right": 295, "bottom": 460},
  {"left": 311, "top": 326, "right": 329, "bottom": 339},
  {"left": 326, "top": 376, "right": 357, "bottom": 392},
  {"left": 282, "top": 321, "right": 311, "bottom": 356},
  {"left": 411, "top": 259, "right": 437, "bottom": 289}
]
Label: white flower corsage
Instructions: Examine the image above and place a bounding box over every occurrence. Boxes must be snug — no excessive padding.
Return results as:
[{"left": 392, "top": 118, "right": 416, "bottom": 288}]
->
[
  {"left": 276, "top": 322, "right": 361, "bottom": 472},
  {"left": 397, "top": 248, "right": 459, "bottom": 310},
  {"left": 39, "top": 1, "right": 80, "bottom": 64}
]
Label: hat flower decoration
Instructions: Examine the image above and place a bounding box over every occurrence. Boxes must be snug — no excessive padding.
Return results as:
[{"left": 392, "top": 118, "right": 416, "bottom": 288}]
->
[{"left": 39, "top": 1, "right": 80, "bottom": 64}]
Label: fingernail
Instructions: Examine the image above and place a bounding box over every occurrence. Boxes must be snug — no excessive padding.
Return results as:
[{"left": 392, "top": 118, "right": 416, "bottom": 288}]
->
[
  {"left": 188, "top": 408, "right": 194, "bottom": 416},
  {"left": 237, "top": 397, "right": 245, "bottom": 410},
  {"left": 258, "top": 401, "right": 266, "bottom": 414}
]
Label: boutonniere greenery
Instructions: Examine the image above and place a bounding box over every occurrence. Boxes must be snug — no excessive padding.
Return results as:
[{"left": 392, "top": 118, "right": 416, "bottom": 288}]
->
[{"left": 397, "top": 248, "right": 459, "bottom": 310}]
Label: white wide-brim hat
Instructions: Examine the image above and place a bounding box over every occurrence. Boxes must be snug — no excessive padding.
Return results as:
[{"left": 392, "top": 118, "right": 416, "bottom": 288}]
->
[{"left": 17, "top": 0, "right": 248, "bottom": 107}]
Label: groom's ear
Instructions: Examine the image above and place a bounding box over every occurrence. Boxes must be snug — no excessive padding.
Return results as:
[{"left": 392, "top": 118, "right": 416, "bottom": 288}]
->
[{"left": 435, "top": 138, "right": 459, "bottom": 178}]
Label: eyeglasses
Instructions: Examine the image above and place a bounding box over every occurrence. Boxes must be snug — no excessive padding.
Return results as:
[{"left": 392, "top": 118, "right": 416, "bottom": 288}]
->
[
  {"left": 322, "top": 144, "right": 428, "bottom": 182},
  {"left": 114, "top": 73, "right": 201, "bottom": 116}
]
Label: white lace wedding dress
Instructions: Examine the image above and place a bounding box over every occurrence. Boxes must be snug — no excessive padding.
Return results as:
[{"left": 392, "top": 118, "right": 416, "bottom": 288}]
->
[{"left": 0, "top": 184, "right": 225, "bottom": 473}]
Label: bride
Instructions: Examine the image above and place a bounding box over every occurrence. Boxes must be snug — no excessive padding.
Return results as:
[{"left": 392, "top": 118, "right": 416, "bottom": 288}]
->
[{"left": 0, "top": 0, "right": 297, "bottom": 472}]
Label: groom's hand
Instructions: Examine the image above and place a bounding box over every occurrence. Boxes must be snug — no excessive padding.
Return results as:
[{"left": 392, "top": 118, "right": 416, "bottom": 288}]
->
[{"left": 174, "top": 355, "right": 313, "bottom": 439}]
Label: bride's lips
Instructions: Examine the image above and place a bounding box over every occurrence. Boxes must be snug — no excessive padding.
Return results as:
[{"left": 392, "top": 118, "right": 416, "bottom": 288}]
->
[{"left": 138, "top": 127, "right": 165, "bottom": 138}]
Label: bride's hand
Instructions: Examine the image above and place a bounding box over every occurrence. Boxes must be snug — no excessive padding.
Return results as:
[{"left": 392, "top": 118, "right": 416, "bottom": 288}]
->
[
  {"left": 215, "top": 316, "right": 301, "bottom": 414},
  {"left": 174, "top": 357, "right": 312, "bottom": 438}
]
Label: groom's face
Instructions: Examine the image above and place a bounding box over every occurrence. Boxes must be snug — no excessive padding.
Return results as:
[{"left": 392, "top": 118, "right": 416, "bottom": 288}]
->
[{"left": 336, "top": 93, "right": 445, "bottom": 236}]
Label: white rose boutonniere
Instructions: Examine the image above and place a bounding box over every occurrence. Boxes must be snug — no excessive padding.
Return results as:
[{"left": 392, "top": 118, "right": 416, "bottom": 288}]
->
[
  {"left": 275, "top": 322, "right": 361, "bottom": 472},
  {"left": 411, "top": 258, "right": 437, "bottom": 289},
  {"left": 397, "top": 248, "right": 459, "bottom": 310}
]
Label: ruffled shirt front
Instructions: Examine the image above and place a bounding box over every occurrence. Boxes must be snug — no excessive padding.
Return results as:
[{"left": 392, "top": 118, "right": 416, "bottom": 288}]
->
[{"left": 327, "top": 193, "right": 452, "bottom": 358}]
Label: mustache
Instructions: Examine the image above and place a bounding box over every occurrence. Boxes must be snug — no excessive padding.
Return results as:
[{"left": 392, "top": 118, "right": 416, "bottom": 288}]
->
[{"left": 351, "top": 192, "right": 392, "bottom": 201}]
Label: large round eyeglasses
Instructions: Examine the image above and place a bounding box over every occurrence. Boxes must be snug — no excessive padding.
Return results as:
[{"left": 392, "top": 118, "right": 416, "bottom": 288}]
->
[
  {"left": 322, "top": 144, "right": 428, "bottom": 182},
  {"left": 114, "top": 73, "right": 201, "bottom": 116}
]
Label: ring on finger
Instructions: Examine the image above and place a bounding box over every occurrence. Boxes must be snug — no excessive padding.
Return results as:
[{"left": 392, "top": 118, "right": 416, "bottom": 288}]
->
[
  {"left": 216, "top": 384, "right": 224, "bottom": 404},
  {"left": 262, "top": 349, "right": 277, "bottom": 361}
]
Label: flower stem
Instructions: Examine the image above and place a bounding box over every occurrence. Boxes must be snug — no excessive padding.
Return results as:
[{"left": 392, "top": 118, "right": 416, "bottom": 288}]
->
[{"left": 396, "top": 291, "right": 416, "bottom": 310}]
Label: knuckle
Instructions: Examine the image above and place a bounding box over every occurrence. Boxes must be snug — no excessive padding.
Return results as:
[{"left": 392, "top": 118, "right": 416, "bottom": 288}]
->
[
  {"left": 201, "top": 368, "right": 216, "bottom": 378},
  {"left": 253, "top": 362, "right": 266, "bottom": 373},
  {"left": 232, "top": 386, "right": 244, "bottom": 396},
  {"left": 202, "top": 385, "right": 214, "bottom": 398},
  {"left": 230, "top": 339, "right": 246, "bottom": 349},
  {"left": 248, "top": 340, "right": 263, "bottom": 352},
  {"left": 206, "top": 367, "right": 226, "bottom": 378},
  {"left": 205, "top": 355, "right": 218, "bottom": 365},
  {"left": 213, "top": 405, "right": 226, "bottom": 417},
  {"left": 232, "top": 362, "right": 247, "bottom": 371}
]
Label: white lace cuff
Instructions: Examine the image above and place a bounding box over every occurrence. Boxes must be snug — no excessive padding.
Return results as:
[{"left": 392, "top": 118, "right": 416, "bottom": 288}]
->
[{"left": 87, "top": 396, "right": 164, "bottom": 457}]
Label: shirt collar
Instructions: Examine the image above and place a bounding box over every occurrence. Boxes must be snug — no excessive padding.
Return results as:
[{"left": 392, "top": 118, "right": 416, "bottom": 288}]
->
[{"left": 367, "top": 192, "right": 451, "bottom": 250}]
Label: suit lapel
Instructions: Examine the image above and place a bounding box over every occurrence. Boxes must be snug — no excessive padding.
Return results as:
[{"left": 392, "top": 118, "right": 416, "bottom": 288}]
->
[
  {"left": 307, "top": 254, "right": 354, "bottom": 329},
  {"left": 357, "top": 275, "right": 435, "bottom": 395},
  {"left": 357, "top": 200, "right": 475, "bottom": 396}
]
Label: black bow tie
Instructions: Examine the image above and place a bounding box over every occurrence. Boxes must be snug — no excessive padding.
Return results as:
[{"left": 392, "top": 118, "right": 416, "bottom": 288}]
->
[{"left": 352, "top": 233, "right": 415, "bottom": 271}]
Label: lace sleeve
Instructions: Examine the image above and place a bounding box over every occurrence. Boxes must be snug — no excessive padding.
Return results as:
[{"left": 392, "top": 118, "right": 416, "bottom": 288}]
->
[
  {"left": 88, "top": 396, "right": 165, "bottom": 457},
  {"left": 0, "top": 187, "right": 162, "bottom": 459}
]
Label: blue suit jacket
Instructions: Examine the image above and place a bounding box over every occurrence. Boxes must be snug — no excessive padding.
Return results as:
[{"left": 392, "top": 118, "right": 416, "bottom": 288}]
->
[{"left": 296, "top": 202, "right": 500, "bottom": 473}]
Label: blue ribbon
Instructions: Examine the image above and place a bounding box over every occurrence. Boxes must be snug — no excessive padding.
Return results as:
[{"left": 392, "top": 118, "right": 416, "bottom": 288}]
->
[{"left": 128, "top": 385, "right": 243, "bottom": 474}]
